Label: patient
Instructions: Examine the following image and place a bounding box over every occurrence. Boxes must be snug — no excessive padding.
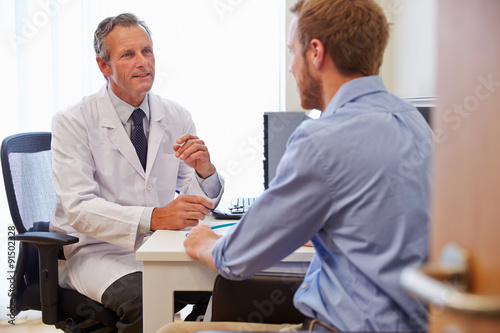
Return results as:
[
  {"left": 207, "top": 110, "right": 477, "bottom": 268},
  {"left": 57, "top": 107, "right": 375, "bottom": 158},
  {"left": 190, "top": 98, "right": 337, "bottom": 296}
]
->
[{"left": 159, "top": 0, "right": 432, "bottom": 332}]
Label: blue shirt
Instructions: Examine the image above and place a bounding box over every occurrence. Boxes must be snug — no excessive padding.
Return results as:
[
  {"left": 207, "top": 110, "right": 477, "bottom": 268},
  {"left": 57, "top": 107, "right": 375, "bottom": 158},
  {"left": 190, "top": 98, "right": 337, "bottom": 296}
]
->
[{"left": 212, "top": 76, "right": 431, "bottom": 332}]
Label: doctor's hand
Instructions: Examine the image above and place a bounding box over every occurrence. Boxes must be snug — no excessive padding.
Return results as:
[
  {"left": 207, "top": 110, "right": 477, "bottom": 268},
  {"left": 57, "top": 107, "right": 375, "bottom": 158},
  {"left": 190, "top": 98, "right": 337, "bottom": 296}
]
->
[
  {"left": 150, "top": 195, "right": 215, "bottom": 231},
  {"left": 184, "top": 224, "right": 220, "bottom": 272},
  {"left": 173, "top": 134, "right": 216, "bottom": 179}
]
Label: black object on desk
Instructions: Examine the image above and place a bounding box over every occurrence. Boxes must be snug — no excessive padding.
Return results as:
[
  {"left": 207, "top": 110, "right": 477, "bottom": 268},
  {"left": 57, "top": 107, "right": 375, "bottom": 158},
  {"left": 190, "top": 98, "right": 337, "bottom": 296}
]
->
[{"left": 212, "top": 197, "right": 256, "bottom": 219}]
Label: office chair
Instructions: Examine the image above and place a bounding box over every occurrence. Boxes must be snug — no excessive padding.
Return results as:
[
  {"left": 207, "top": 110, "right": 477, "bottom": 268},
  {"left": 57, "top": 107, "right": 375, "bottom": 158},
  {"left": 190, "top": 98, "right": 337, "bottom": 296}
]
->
[
  {"left": 211, "top": 274, "right": 305, "bottom": 324},
  {"left": 1, "top": 132, "right": 119, "bottom": 332}
]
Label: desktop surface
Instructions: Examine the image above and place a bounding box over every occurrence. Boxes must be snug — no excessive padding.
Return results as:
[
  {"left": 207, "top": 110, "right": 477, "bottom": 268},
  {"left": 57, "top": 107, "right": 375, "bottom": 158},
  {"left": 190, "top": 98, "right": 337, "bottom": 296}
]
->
[{"left": 136, "top": 215, "right": 314, "bottom": 333}]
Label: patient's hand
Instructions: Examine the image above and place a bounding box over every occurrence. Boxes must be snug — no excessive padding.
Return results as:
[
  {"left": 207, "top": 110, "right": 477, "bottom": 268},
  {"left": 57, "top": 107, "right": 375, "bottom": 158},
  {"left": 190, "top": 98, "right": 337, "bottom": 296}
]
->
[
  {"left": 184, "top": 224, "right": 220, "bottom": 272},
  {"left": 304, "top": 240, "right": 313, "bottom": 247}
]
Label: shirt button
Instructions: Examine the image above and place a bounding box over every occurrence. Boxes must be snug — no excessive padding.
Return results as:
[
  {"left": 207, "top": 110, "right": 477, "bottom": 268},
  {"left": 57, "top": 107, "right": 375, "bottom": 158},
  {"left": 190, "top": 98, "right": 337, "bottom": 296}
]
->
[
  {"left": 301, "top": 283, "right": 307, "bottom": 290},
  {"left": 224, "top": 267, "right": 231, "bottom": 274},
  {"left": 146, "top": 184, "right": 153, "bottom": 191}
]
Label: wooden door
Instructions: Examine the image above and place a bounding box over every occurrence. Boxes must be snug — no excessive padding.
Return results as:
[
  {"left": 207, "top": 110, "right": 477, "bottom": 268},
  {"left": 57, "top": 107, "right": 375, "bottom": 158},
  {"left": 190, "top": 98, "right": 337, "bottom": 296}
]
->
[{"left": 429, "top": 0, "right": 500, "bottom": 332}]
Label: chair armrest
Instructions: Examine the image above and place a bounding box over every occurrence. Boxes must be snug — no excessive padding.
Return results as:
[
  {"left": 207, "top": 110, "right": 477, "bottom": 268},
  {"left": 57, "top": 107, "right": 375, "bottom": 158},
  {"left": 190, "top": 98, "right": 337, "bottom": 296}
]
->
[
  {"left": 13, "top": 231, "right": 78, "bottom": 246},
  {"left": 13, "top": 231, "right": 79, "bottom": 325}
]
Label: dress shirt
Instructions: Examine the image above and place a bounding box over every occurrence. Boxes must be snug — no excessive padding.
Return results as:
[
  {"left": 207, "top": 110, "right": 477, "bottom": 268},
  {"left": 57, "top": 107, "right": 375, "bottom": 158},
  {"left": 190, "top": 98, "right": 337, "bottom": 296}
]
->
[
  {"left": 212, "top": 76, "right": 431, "bottom": 332},
  {"left": 107, "top": 85, "right": 222, "bottom": 234}
]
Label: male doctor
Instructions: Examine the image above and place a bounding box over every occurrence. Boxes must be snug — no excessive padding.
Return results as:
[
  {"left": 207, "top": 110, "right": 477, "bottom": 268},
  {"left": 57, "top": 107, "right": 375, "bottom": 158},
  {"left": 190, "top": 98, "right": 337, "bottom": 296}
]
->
[{"left": 49, "top": 13, "right": 224, "bottom": 332}]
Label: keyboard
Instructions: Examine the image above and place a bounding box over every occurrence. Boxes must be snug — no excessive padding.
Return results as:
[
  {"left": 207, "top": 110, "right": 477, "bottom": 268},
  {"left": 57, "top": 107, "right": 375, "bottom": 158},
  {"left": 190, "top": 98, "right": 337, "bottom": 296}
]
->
[{"left": 212, "top": 197, "right": 257, "bottom": 219}]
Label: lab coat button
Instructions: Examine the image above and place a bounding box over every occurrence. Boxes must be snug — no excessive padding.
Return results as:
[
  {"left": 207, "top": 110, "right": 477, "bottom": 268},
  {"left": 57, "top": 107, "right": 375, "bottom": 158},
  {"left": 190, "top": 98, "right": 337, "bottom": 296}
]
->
[{"left": 146, "top": 184, "right": 153, "bottom": 191}]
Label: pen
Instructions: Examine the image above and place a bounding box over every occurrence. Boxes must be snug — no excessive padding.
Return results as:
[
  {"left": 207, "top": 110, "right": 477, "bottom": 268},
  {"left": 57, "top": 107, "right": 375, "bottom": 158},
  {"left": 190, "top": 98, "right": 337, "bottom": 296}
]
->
[
  {"left": 175, "top": 189, "right": 215, "bottom": 212},
  {"left": 210, "top": 222, "right": 237, "bottom": 230}
]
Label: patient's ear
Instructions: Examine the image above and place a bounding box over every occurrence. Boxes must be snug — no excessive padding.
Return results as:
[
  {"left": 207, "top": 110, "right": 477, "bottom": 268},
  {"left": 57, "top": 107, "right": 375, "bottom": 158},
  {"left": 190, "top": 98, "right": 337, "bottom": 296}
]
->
[
  {"left": 309, "top": 38, "right": 326, "bottom": 70},
  {"left": 96, "top": 57, "right": 111, "bottom": 78}
]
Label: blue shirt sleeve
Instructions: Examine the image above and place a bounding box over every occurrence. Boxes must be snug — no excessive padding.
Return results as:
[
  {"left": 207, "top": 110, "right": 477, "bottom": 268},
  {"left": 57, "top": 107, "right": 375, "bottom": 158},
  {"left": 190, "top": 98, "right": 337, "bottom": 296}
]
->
[{"left": 212, "top": 126, "right": 328, "bottom": 279}]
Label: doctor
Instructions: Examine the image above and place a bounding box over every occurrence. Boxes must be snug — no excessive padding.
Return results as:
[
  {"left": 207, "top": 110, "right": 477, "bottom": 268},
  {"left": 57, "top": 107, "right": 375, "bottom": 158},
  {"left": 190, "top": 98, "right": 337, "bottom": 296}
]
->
[{"left": 50, "top": 13, "right": 224, "bottom": 332}]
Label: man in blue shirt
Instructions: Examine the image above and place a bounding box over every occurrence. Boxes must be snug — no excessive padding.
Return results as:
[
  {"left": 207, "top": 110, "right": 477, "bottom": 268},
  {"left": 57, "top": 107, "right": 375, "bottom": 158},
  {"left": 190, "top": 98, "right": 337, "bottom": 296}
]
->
[{"left": 159, "top": 0, "right": 431, "bottom": 331}]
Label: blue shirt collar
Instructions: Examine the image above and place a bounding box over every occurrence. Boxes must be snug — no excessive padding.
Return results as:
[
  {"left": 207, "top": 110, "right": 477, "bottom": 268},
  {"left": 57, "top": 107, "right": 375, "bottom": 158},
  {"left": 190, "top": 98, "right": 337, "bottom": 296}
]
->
[{"left": 323, "top": 75, "right": 387, "bottom": 117}]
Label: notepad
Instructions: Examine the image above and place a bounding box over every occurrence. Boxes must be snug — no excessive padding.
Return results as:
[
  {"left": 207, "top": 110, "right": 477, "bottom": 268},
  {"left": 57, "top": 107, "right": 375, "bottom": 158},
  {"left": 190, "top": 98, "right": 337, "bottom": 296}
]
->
[{"left": 185, "top": 222, "right": 237, "bottom": 237}]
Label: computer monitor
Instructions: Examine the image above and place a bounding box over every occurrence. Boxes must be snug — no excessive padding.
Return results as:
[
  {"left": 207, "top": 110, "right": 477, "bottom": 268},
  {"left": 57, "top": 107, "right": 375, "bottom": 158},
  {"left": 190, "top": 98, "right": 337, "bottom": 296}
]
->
[
  {"left": 416, "top": 106, "right": 432, "bottom": 125},
  {"left": 263, "top": 111, "right": 310, "bottom": 189},
  {"left": 404, "top": 97, "right": 434, "bottom": 126}
]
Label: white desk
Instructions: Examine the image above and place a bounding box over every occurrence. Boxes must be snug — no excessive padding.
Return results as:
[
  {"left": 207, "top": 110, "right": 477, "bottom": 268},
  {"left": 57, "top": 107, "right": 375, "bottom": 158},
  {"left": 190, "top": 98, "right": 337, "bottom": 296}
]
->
[{"left": 136, "top": 216, "right": 314, "bottom": 333}]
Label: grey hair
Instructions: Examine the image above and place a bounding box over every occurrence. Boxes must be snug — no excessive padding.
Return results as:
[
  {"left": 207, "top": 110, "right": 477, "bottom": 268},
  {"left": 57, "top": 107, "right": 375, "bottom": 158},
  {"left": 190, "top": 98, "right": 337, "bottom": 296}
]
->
[{"left": 94, "top": 13, "right": 153, "bottom": 63}]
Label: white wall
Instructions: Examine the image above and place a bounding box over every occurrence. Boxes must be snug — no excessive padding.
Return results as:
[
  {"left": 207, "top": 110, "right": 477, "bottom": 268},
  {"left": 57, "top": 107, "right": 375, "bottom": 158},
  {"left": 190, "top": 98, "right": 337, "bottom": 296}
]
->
[{"left": 388, "top": 0, "right": 437, "bottom": 98}]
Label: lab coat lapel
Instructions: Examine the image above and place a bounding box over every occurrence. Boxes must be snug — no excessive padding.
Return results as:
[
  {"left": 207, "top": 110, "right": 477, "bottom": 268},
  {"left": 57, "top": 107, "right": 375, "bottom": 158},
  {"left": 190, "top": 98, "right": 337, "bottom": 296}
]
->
[
  {"left": 146, "top": 95, "right": 168, "bottom": 174},
  {"left": 96, "top": 86, "right": 147, "bottom": 177}
]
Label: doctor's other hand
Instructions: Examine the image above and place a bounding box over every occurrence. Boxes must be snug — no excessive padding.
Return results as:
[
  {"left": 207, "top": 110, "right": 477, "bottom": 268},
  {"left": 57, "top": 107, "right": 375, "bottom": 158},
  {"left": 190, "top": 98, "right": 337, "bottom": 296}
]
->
[
  {"left": 173, "top": 134, "right": 216, "bottom": 179},
  {"left": 151, "top": 195, "right": 215, "bottom": 231}
]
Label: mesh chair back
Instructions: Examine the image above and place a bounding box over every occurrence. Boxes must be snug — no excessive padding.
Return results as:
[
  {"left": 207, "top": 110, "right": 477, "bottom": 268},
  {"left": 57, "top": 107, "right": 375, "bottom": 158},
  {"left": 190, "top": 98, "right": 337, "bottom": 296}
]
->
[
  {"left": 1, "top": 132, "right": 55, "bottom": 311},
  {"left": 2, "top": 132, "right": 120, "bottom": 330},
  {"left": 1, "top": 132, "right": 56, "bottom": 234}
]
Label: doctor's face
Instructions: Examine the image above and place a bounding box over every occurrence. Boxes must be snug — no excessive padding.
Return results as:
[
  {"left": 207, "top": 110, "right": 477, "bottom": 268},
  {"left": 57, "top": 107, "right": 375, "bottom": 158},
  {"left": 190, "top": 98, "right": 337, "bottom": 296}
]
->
[{"left": 98, "top": 25, "right": 155, "bottom": 106}]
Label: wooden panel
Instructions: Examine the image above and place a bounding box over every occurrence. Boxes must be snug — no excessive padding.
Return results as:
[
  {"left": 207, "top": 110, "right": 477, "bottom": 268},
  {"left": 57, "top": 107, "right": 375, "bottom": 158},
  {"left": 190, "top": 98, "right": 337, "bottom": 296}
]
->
[
  {"left": 430, "top": 306, "right": 500, "bottom": 333},
  {"left": 430, "top": 0, "right": 500, "bottom": 332}
]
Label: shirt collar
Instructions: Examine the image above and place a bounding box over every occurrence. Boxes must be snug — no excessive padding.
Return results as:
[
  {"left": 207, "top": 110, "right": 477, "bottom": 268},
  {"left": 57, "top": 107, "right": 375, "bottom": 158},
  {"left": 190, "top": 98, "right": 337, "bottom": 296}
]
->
[
  {"left": 107, "top": 84, "right": 150, "bottom": 124},
  {"left": 323, "top": 75, "right": 387, "bottom": 117}
]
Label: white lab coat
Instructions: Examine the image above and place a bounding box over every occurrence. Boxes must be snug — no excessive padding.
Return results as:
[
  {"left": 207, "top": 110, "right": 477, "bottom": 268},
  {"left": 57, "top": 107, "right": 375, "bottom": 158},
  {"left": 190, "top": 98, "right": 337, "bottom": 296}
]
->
[{"left": 50, "top": 85, "right": 223, "bottom": 302}]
